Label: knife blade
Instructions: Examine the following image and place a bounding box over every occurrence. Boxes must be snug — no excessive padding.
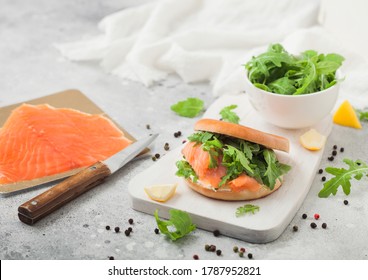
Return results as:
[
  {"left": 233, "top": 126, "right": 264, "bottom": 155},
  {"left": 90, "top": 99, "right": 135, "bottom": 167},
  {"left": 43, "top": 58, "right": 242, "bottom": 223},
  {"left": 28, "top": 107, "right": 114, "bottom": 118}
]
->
[{"left": 18, "top": 134, "right": 158, "bottom": 225}]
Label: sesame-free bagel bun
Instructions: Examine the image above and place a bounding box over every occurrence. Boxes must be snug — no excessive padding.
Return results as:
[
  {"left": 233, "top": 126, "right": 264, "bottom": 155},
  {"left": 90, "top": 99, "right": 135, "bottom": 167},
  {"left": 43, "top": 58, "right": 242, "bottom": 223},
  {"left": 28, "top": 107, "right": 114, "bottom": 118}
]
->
[
  {"left": 195, "top": 119, "right": 289, "bottom": 152},
  {"left": 185, "top": 177, "right": 283, "bottom": 201}
]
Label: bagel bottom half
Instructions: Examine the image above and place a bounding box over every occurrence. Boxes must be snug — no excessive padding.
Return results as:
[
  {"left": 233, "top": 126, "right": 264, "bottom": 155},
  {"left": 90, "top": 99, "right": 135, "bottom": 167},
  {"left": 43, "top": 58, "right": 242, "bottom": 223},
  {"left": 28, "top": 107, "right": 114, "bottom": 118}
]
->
[{"left": 185, "top": 177, "right": 283, "bottom": 201}]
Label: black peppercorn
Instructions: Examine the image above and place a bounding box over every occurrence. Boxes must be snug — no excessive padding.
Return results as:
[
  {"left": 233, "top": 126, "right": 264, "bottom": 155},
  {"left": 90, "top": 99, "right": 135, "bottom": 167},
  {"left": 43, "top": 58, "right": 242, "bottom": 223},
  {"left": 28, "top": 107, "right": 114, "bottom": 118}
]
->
[
  {"left": 128, "top": 218, "right": 134, "bottom": 225},
  {"left": 128, "top": 227, "right": 133, "bottom": 232},
  {"left": 146, "top": 124, "right": 151, "bottom": 130},
  {"left": 328, "top": 156, "right": 334, "bottom": 161},
  {"left": 333, "top": 145, "right": 337, "bottom": 150},
  {"left": 248, "top": 253, "right": 253, "bottom": 259},
  {"left": 302, "top": 213, "right": 307, "bottom": 219},
  {"left": 332, "top": 150, "right": 337, "bottom": 156},
  {"left": 213, "top": 230, "right": 220, "bottom": 237},
  {"left": 340, "top": 147, "right": 344, "bottom": 152},
  {"left": 124, "top": 230, "right": 130, "bottom": 236},
  {"left": 154, "top": 154, "right": 160, "bottom": 159},
  {"left": 114, "top": 227, "right": 120, "bottom": 233},
  {"left": 318, "top": 169, "right": 323, "bottom": 174},
  {"left": 164, "top": 143, "right": 170, "bottom": 151},
  {"left": 310, "top": 222, "right": 317, "bottom": 229},
  {"left": 109, "top": 256, "right": 114, "bottom": 260},
  {"left": 322, "top": 176, "right": 326, "bottom": 182},
  {"left": 322, "top": 223, "right": 327, "bottom": 229},
  {"left": 106, "top": 226, "right": 110, "bottom": 230},
  {"left": 154, "top": 228, "right": 159, "bottom": 234},
  {"left": 216, "top": 250, "right": 222, "bottom": 256},
  {"left": 173, "top": 131, "right": 182, "bottom": 138},
  {"left": 344, "top": 200, "right": 349, "bottom": 205},
  {"left": 293, "top": 225, "right": 298, "bottom": 232}
]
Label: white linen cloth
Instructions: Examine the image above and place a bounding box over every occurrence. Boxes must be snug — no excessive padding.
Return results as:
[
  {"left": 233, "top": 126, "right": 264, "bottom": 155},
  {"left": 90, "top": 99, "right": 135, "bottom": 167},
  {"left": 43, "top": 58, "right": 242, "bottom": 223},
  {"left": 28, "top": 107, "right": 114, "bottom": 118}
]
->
[{"left": 57, "top": 0, "right": 368, "bottom": 108}]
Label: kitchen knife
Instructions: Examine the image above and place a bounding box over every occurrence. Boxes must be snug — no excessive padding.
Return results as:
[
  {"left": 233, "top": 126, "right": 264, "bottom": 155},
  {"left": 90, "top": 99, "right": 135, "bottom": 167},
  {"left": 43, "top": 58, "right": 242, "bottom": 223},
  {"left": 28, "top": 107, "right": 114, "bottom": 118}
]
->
[{"left": 18, "top": 134, "right": 158, "bottom": 225}]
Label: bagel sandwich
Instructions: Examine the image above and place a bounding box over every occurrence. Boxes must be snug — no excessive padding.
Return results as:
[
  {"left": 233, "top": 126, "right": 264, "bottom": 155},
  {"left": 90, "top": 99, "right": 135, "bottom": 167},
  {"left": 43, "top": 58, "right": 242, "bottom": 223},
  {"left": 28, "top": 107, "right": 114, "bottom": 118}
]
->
[{"left": 175, "top": 119, "right": 291, "bottom": 201}]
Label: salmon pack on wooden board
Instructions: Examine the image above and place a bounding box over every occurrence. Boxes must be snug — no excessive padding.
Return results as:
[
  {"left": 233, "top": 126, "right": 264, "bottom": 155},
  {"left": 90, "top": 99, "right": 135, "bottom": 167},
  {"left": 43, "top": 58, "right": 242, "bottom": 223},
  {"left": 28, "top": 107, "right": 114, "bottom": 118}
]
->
[{"left": 0, "top": 89, "right": 139, "bottom": 195}]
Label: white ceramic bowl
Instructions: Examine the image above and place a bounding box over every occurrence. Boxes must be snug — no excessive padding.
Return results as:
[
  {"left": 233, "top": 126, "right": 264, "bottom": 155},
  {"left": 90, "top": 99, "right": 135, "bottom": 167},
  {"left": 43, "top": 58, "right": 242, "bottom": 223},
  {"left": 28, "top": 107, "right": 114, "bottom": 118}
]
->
[{"left": 245, "top": 73, "right": 340, "bottom": 129}]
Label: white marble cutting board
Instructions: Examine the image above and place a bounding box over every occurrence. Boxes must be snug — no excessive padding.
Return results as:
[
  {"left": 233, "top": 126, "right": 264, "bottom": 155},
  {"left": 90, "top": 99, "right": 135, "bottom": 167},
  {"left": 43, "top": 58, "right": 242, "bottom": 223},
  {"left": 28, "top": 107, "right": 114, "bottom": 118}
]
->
[{"left": 128, "top": 94, "right": 332, "bottom": 243}]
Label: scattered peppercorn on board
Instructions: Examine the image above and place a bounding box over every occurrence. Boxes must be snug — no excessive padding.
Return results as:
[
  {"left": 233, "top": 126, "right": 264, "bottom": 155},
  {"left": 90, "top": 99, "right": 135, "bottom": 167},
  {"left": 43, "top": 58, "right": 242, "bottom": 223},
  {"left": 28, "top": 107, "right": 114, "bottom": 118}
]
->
[{"left": 128, "top": 95, "right": 333, "bottom": 243}]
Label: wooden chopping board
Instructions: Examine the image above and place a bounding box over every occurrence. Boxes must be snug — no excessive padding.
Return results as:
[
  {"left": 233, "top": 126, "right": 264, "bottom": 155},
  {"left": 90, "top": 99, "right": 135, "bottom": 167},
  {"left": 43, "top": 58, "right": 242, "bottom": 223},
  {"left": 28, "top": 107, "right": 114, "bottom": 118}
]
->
[{"left": 128, "top": 94, "right": 332, "bottom": 243}]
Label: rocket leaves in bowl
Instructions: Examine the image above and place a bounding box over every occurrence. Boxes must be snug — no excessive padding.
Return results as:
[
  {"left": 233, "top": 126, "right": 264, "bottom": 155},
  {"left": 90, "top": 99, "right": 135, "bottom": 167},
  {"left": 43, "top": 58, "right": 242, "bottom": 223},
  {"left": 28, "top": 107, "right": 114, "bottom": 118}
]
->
[{"left": 245, "top": 43, "right": 344, "bottom": 95}]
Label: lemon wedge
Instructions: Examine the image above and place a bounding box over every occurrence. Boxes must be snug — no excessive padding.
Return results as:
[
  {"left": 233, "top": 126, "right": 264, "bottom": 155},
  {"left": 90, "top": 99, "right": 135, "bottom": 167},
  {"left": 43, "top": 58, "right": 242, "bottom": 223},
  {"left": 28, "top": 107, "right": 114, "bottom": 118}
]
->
[
  {"left": 300, "top": 129, "right": 326, "bottom": 151},
  {"left": 144, "top": 184, "right": 178, "bottom": 202},
  {"left": 333, "top": 100, "right": 362, "bottom": 129}
]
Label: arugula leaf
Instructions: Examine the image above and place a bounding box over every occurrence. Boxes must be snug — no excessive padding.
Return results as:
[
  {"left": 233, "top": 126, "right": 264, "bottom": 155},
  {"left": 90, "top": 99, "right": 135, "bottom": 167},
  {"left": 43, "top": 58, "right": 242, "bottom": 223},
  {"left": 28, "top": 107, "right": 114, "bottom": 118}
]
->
[
  {"left": 223, "top": 145, "right": 254, "bottom": 175},
  {"left": 219, "top": 105, "right": 240, "bottom": 124},
  {"left": 356, "top": 109, "right": 368, "bottom": 121},
  {"left": 170, "top": 97, "right": 204, "bottom": 118},
  {"left": 236, "top": 204, "right": 260, "bottom": 217},
  {"left": 188, "top": 132, "right": 214, "bottom": 144},
  {"left": 263, "top": 149, "right": 291, "bottom": 189},
  {"left": 268, "top": 77, "right": 296, "bottom": 95},
  {"left": 245, "top": 43, "right": 344, "bottom": 95},
  {"left": 175, "top": 160, "right": 198, "bottom": 182},
  {"left": 318, "top": 159, "right": 368, "bottom": 198},
  {"left": 154, "top": 209, "right": 196, "bottom": 241}
]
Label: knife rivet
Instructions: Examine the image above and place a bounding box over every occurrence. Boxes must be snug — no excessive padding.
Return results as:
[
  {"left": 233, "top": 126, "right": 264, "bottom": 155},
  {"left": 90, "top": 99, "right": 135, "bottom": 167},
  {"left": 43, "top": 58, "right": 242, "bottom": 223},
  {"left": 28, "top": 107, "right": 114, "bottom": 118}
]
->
[
  {"left": 90, "top": 166, "right": 97, "bottom": 170},
  {"left": 31, "top": 201, "right": 37, "bottom": 206}
]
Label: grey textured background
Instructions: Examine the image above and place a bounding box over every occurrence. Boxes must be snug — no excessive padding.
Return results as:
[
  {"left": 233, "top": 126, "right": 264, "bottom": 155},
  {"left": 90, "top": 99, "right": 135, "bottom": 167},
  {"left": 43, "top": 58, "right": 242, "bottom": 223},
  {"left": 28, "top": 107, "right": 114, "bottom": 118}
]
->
[{"left": 0, "top": 0, "right": 367, "bottom": 260}]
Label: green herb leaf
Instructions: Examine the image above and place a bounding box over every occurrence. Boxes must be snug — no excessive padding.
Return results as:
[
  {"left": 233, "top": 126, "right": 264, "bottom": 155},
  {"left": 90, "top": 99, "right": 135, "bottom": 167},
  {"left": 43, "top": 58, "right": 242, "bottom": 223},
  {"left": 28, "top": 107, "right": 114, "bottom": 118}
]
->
[
  {"left": 356, "top": 109, "right": 368, "bottom": 121},
  {"left": 318, "top": 159, "right": 368, "bottom": 198},
  {"left": 219, "top": 105, "right": 240, "bottom": 124},
  {"left": 154, "top": 209, "right": 196, "bottom": 241},
  {"left": 188, "top": 132, "right": 214, "bottom": 144},
  {"left": 236, "top": 204, "right": 260, "bottom": 217},
  {"left": 175, "top": 160, "right": 198, "bottom": 182},
  {"left": 223, "top": 145, "right": 254, "bottom": 175},
  {"left": 263, "top": 149, "right": 291, "bottom": 189},
  {"left": 170, "top": 97, "right": 204, "bottom": 118},
  {"left": 245, "top": 43, "right": 344, "bottom": 95},
  {"left": 268, "top": 77, "right": 296, "bottom": 95}
]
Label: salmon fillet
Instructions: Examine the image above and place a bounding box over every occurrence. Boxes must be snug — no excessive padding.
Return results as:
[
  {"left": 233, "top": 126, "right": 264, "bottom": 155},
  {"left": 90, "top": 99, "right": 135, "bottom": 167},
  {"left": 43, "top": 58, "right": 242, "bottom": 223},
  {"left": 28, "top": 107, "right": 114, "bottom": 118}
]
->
[
  {"left": 0, "top": 104, "right": 132, "bottom": 185},
  {"left": 182, "top": 141, "right": 260, "bottom": 192}
]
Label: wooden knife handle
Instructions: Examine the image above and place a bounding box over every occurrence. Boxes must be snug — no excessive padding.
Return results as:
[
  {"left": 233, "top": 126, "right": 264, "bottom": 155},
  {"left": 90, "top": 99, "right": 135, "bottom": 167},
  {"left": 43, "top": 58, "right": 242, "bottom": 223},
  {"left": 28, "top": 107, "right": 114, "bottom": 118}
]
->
[{"left": 18, "top": 161, "right": 111, "bottom": 225}]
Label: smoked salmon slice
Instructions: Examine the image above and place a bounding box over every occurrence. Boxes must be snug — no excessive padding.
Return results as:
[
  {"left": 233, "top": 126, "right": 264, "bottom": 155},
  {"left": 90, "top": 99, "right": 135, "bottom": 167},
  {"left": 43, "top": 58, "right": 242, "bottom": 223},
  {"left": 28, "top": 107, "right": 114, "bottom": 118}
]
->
[
  {"left": 182, "top": 141, "right": 226, "bottom": 188},
  {"left": 0, "top": 104, "right": 132, "bottom": 185},
  {"left": 182, "top": 141, "right": 260, "bottom": 192},
  {"left": 227, "top": 174, "right": 260, "bottom": 192}
]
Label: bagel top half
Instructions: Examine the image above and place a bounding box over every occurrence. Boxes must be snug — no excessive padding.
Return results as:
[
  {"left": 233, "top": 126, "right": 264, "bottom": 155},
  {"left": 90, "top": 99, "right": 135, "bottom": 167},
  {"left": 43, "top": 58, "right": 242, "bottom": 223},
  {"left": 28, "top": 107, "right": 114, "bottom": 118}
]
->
[{"left": 194, "top": 119, "right": 289, "bottom": 152}]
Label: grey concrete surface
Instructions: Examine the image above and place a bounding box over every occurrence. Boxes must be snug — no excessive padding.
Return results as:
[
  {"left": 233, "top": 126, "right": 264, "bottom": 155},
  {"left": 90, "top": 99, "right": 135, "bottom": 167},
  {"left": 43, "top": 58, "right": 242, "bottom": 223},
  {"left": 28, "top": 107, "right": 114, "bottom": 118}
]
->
[{"left": 0, "top": 0, "right": 367, "bottom": 260}]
